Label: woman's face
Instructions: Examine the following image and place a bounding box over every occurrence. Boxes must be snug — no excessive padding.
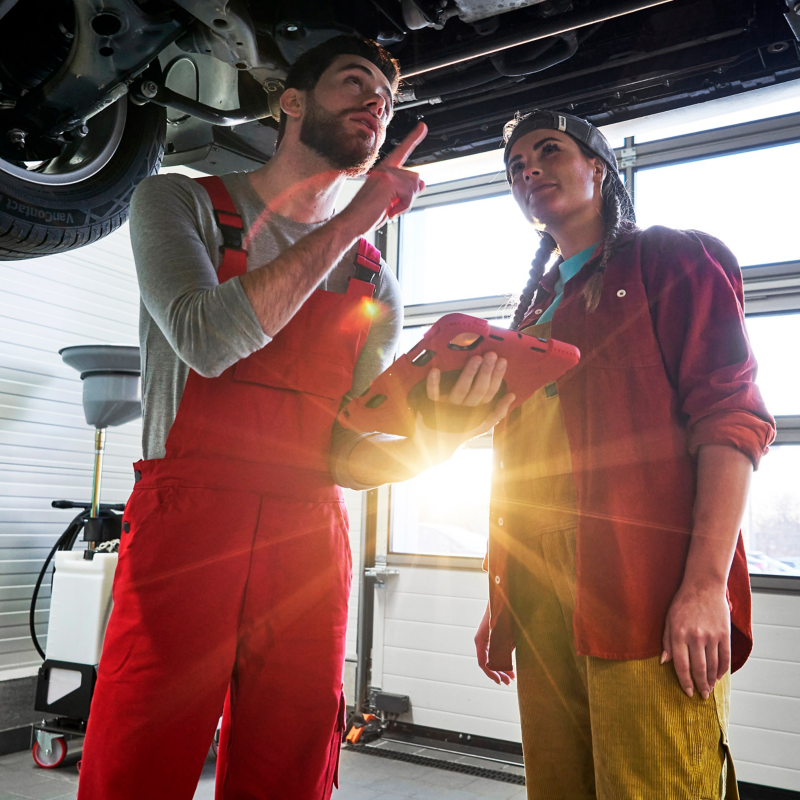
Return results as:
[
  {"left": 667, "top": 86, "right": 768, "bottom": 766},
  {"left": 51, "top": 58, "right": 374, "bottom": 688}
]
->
[{"left": 508, "top": 129, "right": 606, "bottom": 228}]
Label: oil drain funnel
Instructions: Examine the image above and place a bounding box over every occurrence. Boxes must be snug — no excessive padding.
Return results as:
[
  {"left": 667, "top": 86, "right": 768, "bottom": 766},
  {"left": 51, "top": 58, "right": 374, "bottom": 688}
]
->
[{"left": 59, "top": 345, "right": 141, "bottom": 548}]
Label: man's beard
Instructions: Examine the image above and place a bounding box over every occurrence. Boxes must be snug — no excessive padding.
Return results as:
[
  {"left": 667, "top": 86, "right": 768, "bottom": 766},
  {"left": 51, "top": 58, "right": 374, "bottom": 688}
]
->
[{"left": 299, "top": 96, "right": 383, "bottom": 177}]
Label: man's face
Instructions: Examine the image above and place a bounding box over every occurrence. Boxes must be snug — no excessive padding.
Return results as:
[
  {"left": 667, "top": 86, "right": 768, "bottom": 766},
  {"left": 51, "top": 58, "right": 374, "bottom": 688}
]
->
[{"left": 299, "top": 54, "right": 394, "bottom": 177}]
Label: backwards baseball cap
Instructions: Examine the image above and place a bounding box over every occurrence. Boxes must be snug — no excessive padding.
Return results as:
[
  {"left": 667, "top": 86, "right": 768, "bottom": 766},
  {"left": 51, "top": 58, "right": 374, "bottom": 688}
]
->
[{"left": 503, "top": 109, "right": 635, "bottom": 224}]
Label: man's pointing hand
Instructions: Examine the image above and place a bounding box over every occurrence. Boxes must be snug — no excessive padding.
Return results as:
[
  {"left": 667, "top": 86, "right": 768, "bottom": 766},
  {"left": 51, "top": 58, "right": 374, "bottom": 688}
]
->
[{"left": 339, "top": 122, "right": 428, "bottom": 234}]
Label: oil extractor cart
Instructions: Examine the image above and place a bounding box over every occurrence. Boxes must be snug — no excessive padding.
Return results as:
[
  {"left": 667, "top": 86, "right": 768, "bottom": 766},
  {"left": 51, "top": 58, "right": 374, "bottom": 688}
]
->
[{"left": 29, "top": 345, "right": 140, "bottom": 768}]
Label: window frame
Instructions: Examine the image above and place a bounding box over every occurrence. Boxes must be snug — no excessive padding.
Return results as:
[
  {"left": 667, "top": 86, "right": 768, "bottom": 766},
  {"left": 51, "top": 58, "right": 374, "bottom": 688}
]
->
[{"left": 381, "top": 110, "right": 800, "bottom": 591}]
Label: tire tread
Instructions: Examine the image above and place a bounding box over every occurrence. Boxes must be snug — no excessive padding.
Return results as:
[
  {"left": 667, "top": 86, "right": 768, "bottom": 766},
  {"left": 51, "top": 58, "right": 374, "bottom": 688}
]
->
[{"left": 0, "top": 101, "right": 165, "bottom": 260}]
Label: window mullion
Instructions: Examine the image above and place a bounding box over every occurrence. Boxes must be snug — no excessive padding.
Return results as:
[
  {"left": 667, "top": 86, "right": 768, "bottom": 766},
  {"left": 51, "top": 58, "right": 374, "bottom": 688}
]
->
[{"left": 614, "top": 110, "right": 800, "bottom": 171}]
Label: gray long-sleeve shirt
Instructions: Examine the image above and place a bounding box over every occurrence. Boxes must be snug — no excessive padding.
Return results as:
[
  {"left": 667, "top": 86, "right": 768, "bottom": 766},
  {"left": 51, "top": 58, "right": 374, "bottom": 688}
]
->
[{"left": 129, "top": 171, "right": 402, "bottom": 489}]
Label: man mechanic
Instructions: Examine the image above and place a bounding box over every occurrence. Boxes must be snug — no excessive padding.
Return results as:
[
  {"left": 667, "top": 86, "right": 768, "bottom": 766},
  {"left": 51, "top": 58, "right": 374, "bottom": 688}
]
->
[{"left": 77, "top": 35, "right": 513, "bottom": 800}]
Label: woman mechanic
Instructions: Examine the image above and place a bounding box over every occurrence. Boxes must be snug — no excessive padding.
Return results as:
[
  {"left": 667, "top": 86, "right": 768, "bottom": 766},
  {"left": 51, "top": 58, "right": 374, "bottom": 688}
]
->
[{"left": 473, "top": 110, "right": 775, "bottom": 799}]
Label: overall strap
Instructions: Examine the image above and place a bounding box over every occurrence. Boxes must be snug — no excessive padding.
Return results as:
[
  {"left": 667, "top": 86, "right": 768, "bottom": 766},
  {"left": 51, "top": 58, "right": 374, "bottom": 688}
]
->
[
  {"left": 351, "top": 238, "right": 381, "bottom": 295},
  {"left": 194, "top": 175, "right": 247, "bottom": 281}
]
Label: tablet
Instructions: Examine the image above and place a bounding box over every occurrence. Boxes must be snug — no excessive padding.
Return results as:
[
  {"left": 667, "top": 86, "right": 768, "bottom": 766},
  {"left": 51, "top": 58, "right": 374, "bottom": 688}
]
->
[{"left": 338, "top": 313, "right": 580, "bottom": 437}]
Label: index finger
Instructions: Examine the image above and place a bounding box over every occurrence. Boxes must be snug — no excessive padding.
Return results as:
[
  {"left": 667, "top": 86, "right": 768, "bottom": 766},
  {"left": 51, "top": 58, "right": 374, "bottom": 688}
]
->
[{"left": 383, "top": 121, "right": 428, "bottom": 168}]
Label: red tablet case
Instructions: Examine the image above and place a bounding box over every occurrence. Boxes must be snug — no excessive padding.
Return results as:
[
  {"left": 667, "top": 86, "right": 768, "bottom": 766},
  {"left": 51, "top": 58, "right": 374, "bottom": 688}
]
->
[{"left": 338, "top": 313, "right": 580, "bottom": 437}]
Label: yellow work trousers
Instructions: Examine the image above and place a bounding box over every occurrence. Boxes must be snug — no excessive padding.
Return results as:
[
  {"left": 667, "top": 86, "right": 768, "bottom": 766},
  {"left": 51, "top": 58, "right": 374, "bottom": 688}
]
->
[{"left": 508, "top": 526, "right": 737, "bottom": 800}]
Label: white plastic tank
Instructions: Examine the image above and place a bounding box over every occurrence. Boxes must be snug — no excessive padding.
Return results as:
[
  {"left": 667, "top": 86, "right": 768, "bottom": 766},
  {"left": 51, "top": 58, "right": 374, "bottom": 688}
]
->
[{"left": 45, "top": 552, "right": 118, "bottom": 666}]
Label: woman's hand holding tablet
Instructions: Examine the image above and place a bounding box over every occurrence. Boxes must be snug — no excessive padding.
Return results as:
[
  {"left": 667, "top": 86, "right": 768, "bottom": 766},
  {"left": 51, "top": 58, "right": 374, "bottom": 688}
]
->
[{"left": 404, "top": 348, "right": 517, "bottom": 466}]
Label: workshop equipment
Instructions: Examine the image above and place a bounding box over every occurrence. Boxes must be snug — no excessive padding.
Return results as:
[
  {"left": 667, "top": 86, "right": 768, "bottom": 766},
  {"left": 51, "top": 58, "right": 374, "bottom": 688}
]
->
[{"left": 30, "top": 345, "right": 140, "bottom": 768}]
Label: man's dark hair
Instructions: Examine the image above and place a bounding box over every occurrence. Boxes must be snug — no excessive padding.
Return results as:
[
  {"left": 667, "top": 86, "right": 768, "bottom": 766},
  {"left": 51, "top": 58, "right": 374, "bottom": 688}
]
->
[{"left": 277, "top": 35, "right": 400, "bottom": 140}]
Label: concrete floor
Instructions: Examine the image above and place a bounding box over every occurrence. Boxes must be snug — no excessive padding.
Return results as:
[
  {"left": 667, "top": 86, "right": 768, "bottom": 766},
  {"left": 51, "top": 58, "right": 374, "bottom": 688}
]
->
[{"left": 0, "top": 745, "right": 527, "bottom": 800}]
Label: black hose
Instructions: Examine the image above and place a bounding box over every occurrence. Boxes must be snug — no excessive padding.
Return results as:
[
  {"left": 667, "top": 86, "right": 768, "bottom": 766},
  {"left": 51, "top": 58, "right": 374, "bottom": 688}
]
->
[
  {"left": 29, "top": 510, "right": 89, "bottom": 660},
  {"left": 428, "top": 75, "right": 525, "bottom": 104},
  {"left": 491, "top": 31, "right": 579, "bottom": 77},
  {"left": 415, "top": 65, "right": 504, "bottom": 100},
  {"left": 494, "top": 37, "right": 556, "bottom": 71}
]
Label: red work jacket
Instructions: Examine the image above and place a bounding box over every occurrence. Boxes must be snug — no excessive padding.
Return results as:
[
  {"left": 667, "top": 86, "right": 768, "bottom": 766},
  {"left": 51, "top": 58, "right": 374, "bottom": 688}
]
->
[{"left": 486, "top": 225, "right": 776, "bottom": 673}]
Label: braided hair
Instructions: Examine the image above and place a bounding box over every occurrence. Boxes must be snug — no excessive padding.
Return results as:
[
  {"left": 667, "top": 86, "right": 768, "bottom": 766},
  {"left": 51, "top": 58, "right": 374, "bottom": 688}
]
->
[
  {"left": 580, "top": 163, "right": 636, "bottom": 313},
  {"left": 510, "top": 232, "right": 560, "bottom": 330}
]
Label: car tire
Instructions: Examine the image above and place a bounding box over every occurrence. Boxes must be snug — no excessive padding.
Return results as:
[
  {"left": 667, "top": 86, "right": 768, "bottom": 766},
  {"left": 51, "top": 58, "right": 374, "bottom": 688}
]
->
[{"left": 0, "top": 98, "right": 166, "bottom": 260}]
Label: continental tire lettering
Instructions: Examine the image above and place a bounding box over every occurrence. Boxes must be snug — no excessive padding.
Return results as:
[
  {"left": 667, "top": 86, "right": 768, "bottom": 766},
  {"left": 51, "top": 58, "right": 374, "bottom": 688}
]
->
[{"left": 4, "top": 198, "right": 74, "bottom": 224}]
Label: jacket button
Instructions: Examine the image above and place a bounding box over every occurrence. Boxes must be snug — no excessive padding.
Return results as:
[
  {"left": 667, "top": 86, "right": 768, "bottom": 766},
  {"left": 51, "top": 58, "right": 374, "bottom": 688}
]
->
[
  {"left": 498, "top": 518, "right": 503, "bottom": 526},
  {"left": 534, "top": 308, "right": 543, "bottom": 315},
  {"left": 494, "top": 575, "right": 501, "bottom": 584},
  {"left": 617, "top": 289, "right": 627, "bottom": 298},
  {"left": 134, "top": 470, "right": 142, "bottom": 482},
  {"left": 123, "top": 521, "right": 130, "bottom": 533}
]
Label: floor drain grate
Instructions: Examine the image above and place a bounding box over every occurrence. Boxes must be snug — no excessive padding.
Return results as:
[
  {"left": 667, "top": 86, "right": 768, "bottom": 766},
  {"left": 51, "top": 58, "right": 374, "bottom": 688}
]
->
[{"left": 345, "top": 743, "right": 526, "bottom": 785}]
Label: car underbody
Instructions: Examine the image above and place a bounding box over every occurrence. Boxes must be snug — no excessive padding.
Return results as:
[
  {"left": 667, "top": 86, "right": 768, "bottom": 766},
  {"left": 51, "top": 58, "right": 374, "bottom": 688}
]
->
[{"left": 0, "top": 0, "right": 798, "bottom": 256}]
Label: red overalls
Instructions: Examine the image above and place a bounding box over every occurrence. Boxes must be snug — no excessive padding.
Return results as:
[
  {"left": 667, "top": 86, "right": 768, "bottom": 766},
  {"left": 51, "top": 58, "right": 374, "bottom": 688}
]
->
[{"left": 77, "top": 177, "right": 381, "bottom": 799}]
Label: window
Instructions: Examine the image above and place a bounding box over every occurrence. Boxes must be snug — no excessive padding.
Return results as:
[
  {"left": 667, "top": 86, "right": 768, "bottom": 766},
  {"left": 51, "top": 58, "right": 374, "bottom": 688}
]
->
[
  {"left": 635, "top": 142, "right": 800, "bottom": 268},
  {"left": 399, "top": 194, "right": 540, "bottom": 305},
  {"left": 742, "top": 445, "right": 800, "bottom": 576},
  {"left": 413, "top": 149, "right": 505, "bottom": 187},
  {"left": 742, "top": 312, "right": 800, "bottom": 577},
  {"left": 391, "top": 442, "right": 493, "bottom": 558},
  {"left": 389, "top": 104, "right": 800, "bottom": 577},
  {"left": 746, "top": 313, "right": 800, "bottom": 416}
]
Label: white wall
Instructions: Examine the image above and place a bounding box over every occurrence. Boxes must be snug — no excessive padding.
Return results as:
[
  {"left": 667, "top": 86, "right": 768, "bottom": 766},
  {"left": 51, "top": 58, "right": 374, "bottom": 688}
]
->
[
  {"left": 730, "top": 591, "right": 800, "bottom": 792},
  {"left": 0, "top": 226, "right": 142, "bottom": 677},
  {"left": 372, "top": 565, "right": 520, "bottom": 742}
]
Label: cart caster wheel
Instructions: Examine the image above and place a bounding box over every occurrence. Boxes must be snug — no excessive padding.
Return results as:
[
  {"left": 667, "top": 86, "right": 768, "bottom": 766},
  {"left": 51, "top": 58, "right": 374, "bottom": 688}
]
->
[{"left": 32, "top": 737, "right": 66, "bottom": 768}]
